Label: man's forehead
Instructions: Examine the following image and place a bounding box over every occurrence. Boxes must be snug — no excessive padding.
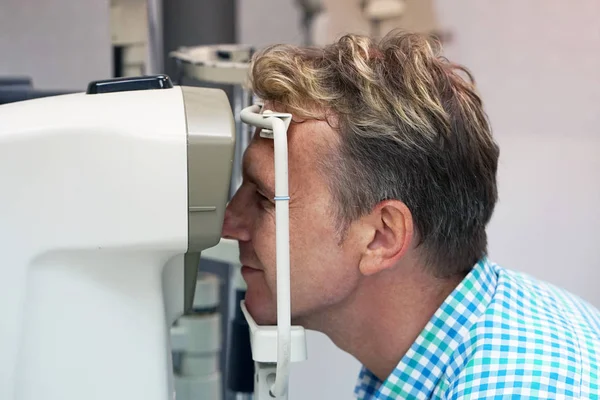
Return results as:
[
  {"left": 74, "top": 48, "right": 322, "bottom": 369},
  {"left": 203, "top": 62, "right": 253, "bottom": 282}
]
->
[{"left": 241, "top": 109, "right": 338, "bottom": 191}]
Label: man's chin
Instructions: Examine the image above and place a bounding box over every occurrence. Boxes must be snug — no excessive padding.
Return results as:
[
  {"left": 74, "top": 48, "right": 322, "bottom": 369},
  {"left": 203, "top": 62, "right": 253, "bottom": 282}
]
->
[
  {"left": 245, "top": 295, "right": 309, "bottom": 327},
  {"left": 244, "top": 293, "right": 277, "bottom": 325}
]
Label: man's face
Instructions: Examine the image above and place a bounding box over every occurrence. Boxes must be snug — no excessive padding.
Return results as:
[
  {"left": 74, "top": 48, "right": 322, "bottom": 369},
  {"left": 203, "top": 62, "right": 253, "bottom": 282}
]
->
[{"left": 221, "top": 110, "right": 364, "bottom": 325}]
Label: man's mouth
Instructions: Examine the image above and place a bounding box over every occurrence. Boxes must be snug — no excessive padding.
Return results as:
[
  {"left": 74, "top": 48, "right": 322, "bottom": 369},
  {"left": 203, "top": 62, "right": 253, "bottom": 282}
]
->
[{"left": 241, "top": 265, "right": 262, "bottom": 276}]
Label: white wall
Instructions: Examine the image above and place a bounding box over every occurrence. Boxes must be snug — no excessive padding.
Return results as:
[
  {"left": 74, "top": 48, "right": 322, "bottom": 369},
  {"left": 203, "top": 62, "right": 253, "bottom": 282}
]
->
[
  {"left": 237, "top": 1, "right": 600, "bottom": 398},
  {"left": 436, "top": 0, "right": 600, "bottom": 307},
  {"left": 237, "top": 0, "right": 303, "bottom": 47},
  {"left": 488, "top": 134, "right": 600, "bottom": 304},
  {"left": 0, "top": 0, "right": 112, "bottom": 90}
]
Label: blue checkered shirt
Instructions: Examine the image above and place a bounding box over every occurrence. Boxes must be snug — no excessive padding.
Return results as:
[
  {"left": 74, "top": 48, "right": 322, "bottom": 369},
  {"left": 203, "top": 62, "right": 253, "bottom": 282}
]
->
[{"left": 354, "top": 258, "right": 600, "bottom": 399}]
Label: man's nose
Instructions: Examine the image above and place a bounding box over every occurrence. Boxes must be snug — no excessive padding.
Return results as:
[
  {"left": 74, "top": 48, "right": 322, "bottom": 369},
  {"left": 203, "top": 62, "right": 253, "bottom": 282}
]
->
[{"left": 221, "top": 197, "right": 251, "bottom": 242}]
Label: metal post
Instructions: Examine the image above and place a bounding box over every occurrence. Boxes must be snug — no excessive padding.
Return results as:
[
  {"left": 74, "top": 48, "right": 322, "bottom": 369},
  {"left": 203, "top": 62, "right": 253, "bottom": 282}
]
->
[
  {"left": 146, "top": 0, "right": 164, "bottom": 74},
  {"left": 295, "top": 0, "right": 324, "bottom": 46}
]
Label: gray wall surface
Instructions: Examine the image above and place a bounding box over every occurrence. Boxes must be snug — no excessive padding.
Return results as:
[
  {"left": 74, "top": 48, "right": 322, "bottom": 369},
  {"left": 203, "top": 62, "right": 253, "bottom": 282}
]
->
[
  {"left": 237, "top": 0, "right": 303, "bottom": 47},
  {"left": 436, "top": 0, "right": 600, "bottom": 307},
  {"left": 0, "top": 0, "right": 112, "bottom": 90}
]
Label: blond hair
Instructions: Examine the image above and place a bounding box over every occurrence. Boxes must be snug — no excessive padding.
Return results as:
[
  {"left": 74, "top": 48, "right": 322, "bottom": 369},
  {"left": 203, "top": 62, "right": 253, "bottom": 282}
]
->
[{"left": 249, "top": 30, "right": 499, "bottom": 276}]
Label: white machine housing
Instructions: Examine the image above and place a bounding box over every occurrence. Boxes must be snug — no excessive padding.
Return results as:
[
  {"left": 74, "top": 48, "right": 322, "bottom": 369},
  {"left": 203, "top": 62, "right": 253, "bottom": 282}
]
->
[{"left": 0, "top": 77, "right": 235, "bottom": 400}]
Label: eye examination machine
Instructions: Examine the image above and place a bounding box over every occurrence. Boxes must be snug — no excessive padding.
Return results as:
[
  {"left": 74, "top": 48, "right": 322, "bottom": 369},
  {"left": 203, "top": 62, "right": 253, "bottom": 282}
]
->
[{"left": 0, "top": 75, "right": 306, "bottom": 399}]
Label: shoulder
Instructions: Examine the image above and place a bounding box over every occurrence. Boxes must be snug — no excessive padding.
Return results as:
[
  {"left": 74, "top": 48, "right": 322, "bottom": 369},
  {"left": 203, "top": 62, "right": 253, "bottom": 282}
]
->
[
  {"left": 440, "top": 260, "right": 600, "bottom": 399},
  {"left": 492, "top": 262, "right": 600, "bottom": 340}
]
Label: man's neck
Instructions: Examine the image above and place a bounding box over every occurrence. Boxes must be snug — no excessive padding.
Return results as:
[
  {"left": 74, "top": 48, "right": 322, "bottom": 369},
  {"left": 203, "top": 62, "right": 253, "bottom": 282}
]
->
[{"left": 303, "top": 261, "right": 464, "bottom": 381}]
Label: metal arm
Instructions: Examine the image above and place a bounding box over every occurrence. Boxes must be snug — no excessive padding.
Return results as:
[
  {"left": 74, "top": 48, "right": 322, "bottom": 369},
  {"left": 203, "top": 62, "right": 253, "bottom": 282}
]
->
[{"left": 239, "top": 105, "right": 307, "bottom": 399}]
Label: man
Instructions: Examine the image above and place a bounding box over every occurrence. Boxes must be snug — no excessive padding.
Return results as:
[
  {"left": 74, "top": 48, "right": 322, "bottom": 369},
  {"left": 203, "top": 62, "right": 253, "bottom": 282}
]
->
[{"left": 221, "top": 30, "right": 600, "bottom": 399}]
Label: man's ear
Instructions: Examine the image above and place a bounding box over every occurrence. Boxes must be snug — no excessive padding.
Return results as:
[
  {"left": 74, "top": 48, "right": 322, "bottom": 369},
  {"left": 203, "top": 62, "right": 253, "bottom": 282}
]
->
[{"left": 358, "top": 200, "right": 414, "bottom": 276}]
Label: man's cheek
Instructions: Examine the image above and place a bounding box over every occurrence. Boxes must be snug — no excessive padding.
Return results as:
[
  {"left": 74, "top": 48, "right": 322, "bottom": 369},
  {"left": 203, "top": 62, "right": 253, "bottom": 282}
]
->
[{"left": 254, "top": 237, "right": 275, "bottom": 278}]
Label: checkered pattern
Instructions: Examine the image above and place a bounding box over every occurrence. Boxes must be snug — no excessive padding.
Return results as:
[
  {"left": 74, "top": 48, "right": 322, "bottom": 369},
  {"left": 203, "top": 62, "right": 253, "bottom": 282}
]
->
[{"left": 354, "top": 258, "right": 600, "bottom": 399}]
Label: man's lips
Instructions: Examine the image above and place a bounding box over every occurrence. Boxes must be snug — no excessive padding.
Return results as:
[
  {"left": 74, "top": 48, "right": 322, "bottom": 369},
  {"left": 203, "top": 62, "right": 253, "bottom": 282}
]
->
[
  {"left": 241, "top": 265, "right": 263, "bottom": 276},
  {"left": 240, "top": 265, "right": 262, "bottom": 280}
]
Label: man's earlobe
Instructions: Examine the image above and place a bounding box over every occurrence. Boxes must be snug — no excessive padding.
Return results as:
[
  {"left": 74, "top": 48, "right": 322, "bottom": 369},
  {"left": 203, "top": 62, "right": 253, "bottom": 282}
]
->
[{"left": 358, "top": 201, "right": 414, "bottom": 276}]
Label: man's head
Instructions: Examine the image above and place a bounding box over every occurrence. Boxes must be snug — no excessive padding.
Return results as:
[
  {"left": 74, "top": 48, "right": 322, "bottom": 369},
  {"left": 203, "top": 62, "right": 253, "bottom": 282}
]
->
[{"left": 221, "top": 30, "right": 499, "bottom": 325}]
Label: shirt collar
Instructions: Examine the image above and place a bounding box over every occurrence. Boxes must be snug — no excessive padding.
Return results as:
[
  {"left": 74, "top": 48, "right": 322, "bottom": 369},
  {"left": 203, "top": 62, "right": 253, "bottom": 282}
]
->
[{"left": 355, "top": 258, "right": 498, "bottom": 399}]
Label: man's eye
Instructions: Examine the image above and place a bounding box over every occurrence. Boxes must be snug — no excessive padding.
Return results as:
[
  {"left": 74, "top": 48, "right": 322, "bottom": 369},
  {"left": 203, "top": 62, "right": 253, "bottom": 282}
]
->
[{"left": 255, "top": 190, "right": 271, "bottom": 207}]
